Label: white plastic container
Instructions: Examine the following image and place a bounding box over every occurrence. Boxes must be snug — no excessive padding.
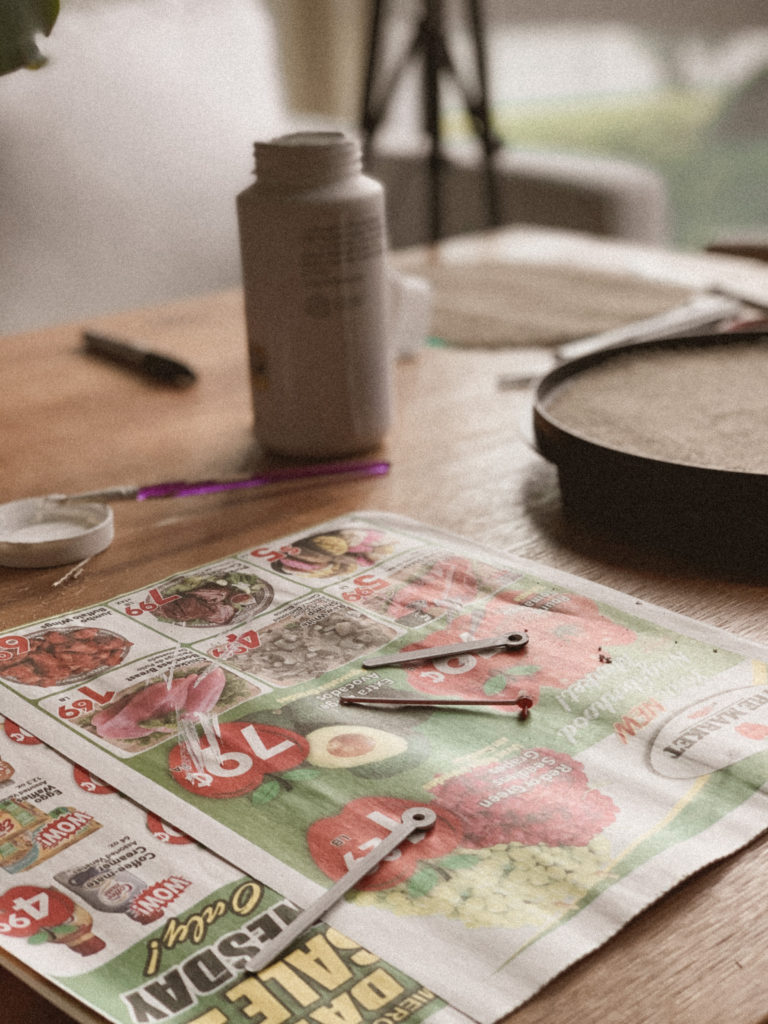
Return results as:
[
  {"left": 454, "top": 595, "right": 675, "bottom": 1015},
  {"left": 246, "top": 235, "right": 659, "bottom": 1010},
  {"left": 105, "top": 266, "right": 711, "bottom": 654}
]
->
[{"left": 237, "top": 131, "right": 392, "bottom": 458}]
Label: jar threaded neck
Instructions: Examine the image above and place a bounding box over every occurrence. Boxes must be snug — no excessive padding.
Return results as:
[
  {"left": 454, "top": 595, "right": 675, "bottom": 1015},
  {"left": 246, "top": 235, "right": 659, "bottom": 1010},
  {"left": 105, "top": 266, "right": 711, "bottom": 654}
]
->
[{"left": 254, "top": 131, "right": 362, "bottom": 189}]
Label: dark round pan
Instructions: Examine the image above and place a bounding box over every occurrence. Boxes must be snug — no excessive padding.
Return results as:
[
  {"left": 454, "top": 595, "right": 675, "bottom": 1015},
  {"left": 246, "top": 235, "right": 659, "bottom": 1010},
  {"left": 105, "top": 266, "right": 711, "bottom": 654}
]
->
[{"left": 532, "top": 330, "right": 768, "bottom": 573}]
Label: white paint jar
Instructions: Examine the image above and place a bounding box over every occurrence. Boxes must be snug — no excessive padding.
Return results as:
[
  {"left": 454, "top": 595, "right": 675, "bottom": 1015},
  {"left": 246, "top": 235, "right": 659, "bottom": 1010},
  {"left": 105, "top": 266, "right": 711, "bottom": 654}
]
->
[{"left": 237, "top": 132, "right": 392, "bottom": 457}]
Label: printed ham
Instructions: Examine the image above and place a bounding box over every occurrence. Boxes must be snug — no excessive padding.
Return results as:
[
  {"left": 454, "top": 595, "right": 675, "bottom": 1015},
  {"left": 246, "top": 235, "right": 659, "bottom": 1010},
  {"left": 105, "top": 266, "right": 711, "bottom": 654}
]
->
[
  {"left": 158, "top": 586, "right": 246, "bottom": 625},
  {"left": 92, "top": 667, "right": 226, "bottom": 740},
  {"left": 183, "top": 666, "right": 228, "bottom": 718}
]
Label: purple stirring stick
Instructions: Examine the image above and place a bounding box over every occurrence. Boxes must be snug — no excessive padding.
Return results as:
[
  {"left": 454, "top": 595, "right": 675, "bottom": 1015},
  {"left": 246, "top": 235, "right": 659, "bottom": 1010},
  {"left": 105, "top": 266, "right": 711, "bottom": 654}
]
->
[
  {"left": 58, "top": 459, "right": 390, "bottom": 503},
  {"left": 136, "top": 459, "right": 390, "bottom": 499}
]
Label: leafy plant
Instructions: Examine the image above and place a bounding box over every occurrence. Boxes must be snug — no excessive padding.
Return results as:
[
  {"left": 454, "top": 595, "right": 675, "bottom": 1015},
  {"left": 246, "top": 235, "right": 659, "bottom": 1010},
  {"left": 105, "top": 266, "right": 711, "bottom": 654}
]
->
[{"left": 0, "top": 0, "right": 59, "bottom": 75}]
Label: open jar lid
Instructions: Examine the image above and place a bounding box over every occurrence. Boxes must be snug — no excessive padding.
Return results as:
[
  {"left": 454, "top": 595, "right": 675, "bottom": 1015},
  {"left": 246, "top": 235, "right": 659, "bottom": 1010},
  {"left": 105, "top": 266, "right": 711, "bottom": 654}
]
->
[{"left": 0, "top": 497, "right": 114, "bottom": 568}]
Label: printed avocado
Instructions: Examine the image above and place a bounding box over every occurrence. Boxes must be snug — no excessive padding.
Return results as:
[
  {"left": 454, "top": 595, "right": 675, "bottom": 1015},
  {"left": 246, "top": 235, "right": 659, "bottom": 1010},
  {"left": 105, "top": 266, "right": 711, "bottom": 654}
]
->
[
  {"left": 306, "top": 725, "right": 407, "bottom": 769},
  {"left": 305, "top": 724, "right": 430, "bottom": 778}
]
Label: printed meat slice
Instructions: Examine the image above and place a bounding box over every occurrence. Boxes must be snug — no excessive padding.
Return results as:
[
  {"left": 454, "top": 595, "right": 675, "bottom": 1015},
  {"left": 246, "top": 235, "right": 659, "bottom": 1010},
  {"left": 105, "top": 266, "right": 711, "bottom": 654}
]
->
[
  {"left": 157, "top": 594, "right": 210, "bottom": 622},
  {"left": 92, "top": 667, "right": 227, "bottom": 740},
  {"left": 182, "top": 666, "right": 227, "bottom": 718},
  {"left": 177, "top": 588, "right": 242, "bottom": 625},
  {"left": 93, "top": 673, "right": 198, "bottom": 739},
  {"left": 197, "top": 600, "right": 238, "bottom": 626},
  {"left": 158, "top": 587, "right": 238, "bottom": 625},
  {"left": 1, "top": 628, "right": 130, "bottom": 687}
]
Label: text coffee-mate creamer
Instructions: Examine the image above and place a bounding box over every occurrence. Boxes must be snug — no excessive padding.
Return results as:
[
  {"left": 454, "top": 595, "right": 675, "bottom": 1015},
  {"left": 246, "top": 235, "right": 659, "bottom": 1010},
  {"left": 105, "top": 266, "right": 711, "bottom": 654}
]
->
[{"left": 237, "top": 131, "right": 392, "bottom": 458}]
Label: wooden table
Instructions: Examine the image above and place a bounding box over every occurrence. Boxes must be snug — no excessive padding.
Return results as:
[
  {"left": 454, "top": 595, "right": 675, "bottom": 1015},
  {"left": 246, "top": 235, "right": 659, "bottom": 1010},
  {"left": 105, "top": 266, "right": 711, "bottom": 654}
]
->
[{"left": 3, "top": 225, "right": 768, "bottom": 1024}]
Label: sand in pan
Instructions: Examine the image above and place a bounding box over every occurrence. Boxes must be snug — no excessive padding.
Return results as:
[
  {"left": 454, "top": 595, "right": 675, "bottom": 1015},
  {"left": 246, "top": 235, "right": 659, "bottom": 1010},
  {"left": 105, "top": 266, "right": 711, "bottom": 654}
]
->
[{"left": 542, "top": 337, "right": 768, "bottom": 473}]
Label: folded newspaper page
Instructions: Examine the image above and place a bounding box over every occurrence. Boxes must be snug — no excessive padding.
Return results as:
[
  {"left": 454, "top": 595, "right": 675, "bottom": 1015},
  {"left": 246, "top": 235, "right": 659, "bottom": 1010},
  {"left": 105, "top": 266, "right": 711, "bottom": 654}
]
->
[
  {"left": 0, "top": 713, "right": 464, "bottom": 1024},
  {"left": 1, "top": 512, "right": 767, "bottom": 1023}
]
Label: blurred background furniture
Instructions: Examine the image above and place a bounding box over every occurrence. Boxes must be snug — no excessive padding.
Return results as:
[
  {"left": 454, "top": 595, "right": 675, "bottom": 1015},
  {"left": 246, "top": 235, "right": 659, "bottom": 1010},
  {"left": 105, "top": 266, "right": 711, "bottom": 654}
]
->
[
  {"left": 475, "top": 0, "right": 768, "bottom": 250},
  {"left": 366, "top": 140, "right": 668, "bottom": 249},
  {"left": 273, "top": 0, "right": 768, "bottom": 252},
  {"left": 0, "top": 0, "right": 671, "bottom": 336},
  {"left": 361, "top": 0, "right": 503, "bottom": 241}
]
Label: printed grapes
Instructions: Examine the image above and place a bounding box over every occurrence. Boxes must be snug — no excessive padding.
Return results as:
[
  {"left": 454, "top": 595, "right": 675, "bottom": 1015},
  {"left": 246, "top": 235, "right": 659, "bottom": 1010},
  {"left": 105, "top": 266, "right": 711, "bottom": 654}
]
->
[{"left": 352, "top": 837, "right": 614, "bottom": 929}]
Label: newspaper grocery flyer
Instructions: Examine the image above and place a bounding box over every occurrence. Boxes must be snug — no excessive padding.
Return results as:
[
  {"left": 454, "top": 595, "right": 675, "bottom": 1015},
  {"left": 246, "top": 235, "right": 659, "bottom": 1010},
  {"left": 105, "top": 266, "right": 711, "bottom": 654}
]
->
[
  {"left": 0, "top": 715, "right": 463, "bottom": 1024},
  {"left": 2, "top": 512, "right": 768, "bottom": 1023}
]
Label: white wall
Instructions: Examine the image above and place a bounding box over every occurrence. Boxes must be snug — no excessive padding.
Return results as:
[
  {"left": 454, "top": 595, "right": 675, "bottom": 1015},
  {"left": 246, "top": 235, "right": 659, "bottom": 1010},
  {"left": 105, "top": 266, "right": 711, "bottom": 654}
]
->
[{"left": 0, "top": 0, "right": 290, "bottom": 334}]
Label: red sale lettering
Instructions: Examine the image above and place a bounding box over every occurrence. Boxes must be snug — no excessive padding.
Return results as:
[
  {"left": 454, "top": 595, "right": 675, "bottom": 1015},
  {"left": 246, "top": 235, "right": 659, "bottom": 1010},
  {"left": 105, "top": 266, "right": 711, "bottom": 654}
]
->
[
  {"left": 0, "top": 886, "right": 72, "bottom": 937},
  {"left": 146, "top": 813, "right": 193, "bottom": 845},
  {"left": 2, "top": 719, "right": 41, "bottom": 744},
  {"left": 73, "top": 766, "right": 115, "bottom": 795},
  {"left": 353, "top": 574, "right": 388, "bottom": 590},
  {"left": 211, "top": 630, "right": 260, "bottom": 659},
  {"left": 125, "top": 587, "right": 182, "bottom": 616},
  {"left": 308, "top": 797, "right": 464, "bottom": 890},
  {"left": 78, "top": 685, "right": 115, "bottom": 705},
  {"left": 58, "top": 698, "right": 95, "bottom": 720},
  {"left": 0, "top": 635, "right": 29, "bottom": 662},
  {"left": 241, "top": 724, "right": 294, "bottom": 761},
  {"left": 168, "top": 722, "right": 309, "bottom": 798},
  {"left": 57, "top": 687, "right": 114, "bottom": 720},
  {"left": 130, "top": 877, "right": 191, "bottom": 924},
  {"left": 338, "top": 810, "right": 429, "bottom": 871},
  {"left": 250, "top": 544, "right": 300, "bottom": 562},
  {"left": 147, "top": 587, "right": 181, "bottom": 607},
  {"left": 614, "top": 699, "right": 665, "bottom": 743},
  {"left": 12, "top": 889, "right": 50, "bottom": 921},
  {"left": 342, "top": 574, "right": 389, "bottom": 602}
]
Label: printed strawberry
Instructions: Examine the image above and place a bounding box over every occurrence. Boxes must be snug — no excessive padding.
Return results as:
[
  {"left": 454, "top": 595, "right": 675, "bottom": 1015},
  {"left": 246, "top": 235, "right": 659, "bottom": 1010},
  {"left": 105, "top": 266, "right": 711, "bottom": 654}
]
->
[
  {"left": 168, "top": 721, "right": 309, "bottom": 798},
  {"left": 0, "top": 886, "right": 74, "bottom": 937},
  {"left": 406, "top": 588, "right": 635, "bottom": 707},
  {"left": 307, "top": 796, "right": 465, "bottom": 890},
  {"left": 430, "top": 748, "right": 618, "bottom": 848}
]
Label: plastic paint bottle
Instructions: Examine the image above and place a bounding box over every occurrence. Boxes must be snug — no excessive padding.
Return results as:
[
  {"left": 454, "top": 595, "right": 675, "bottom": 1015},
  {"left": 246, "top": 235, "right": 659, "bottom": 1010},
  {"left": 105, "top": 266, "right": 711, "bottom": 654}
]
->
[{"left": 237, "top": 131, "right": 392, "bottom": 458}]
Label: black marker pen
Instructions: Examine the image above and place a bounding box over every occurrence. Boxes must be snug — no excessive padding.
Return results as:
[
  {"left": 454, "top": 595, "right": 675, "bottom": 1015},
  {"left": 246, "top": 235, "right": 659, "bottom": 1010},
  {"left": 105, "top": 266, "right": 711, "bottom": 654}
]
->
[{"left": 82, "top": 331, "right": 197, "bottom": 387}]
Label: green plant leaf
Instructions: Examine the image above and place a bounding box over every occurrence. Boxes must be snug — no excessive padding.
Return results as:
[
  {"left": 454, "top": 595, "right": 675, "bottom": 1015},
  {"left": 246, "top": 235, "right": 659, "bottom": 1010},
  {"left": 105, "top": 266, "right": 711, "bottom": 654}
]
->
[
  {"left": 0, "top": 0, "right": 59, "bottom": 76},
  {"left": 250, "top": 777, "right": 283, "bottom": 805},
  {"left": 405, "top": 863, "right": 445, "bottom": 897},
  {"left": 437, "top": 852, "right": 481, "bottom": 872}
]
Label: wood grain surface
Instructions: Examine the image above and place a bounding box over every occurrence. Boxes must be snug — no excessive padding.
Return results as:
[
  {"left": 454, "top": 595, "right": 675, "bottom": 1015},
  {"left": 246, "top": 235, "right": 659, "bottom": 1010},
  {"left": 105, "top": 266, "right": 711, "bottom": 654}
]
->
[{"left": 3, "top": 227, "right": 768, "bottom": 1024}]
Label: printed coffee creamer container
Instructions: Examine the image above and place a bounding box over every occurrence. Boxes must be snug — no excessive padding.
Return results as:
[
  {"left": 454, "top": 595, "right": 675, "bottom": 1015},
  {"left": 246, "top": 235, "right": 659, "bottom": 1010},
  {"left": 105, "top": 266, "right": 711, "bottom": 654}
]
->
[{"left": 55, "top": 862, "right": 162, "bottom": 924}]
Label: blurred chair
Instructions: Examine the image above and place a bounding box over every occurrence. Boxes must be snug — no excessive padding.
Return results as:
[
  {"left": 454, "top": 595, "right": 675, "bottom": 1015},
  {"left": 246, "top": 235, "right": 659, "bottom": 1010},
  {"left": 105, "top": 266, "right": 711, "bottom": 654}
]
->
[{"left": 368, "top": 139, "right": 670, "bottom": 249}]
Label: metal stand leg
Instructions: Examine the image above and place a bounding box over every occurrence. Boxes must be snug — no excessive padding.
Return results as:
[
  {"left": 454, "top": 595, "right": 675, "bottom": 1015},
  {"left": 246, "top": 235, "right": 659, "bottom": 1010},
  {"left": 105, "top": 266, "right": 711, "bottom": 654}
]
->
[{"left": 361, "top": 0, "right": 502, "bottom": 241}]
